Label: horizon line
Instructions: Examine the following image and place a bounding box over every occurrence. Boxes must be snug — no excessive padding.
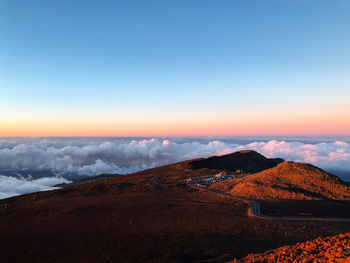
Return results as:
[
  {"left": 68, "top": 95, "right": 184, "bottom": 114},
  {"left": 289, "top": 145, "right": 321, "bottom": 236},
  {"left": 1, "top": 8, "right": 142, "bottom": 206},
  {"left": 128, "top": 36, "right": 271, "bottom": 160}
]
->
[{"left": 0, "top": 134, "right": 349, "bottom": 138}]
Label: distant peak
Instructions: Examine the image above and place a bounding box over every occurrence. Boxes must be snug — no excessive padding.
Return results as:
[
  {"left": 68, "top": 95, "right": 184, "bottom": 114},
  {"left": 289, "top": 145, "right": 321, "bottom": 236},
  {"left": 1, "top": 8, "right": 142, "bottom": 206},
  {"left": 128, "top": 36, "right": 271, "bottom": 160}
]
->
[
  {"left": 225, "top": 150, "right": 261, "bottom": 155},
  {"left": 190, "top": 150, "right": 284, "bottom": 174},
  {"left": 235, "top": 150, "right": 258, "bottom": 153}
]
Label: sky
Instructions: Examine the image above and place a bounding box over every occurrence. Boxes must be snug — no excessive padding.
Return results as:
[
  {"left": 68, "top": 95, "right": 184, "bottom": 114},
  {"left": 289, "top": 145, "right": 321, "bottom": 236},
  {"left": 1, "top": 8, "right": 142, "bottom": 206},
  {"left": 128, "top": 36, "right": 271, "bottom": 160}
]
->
[{"left": 0, "top": 0, "right": 349, "bottom": 136}]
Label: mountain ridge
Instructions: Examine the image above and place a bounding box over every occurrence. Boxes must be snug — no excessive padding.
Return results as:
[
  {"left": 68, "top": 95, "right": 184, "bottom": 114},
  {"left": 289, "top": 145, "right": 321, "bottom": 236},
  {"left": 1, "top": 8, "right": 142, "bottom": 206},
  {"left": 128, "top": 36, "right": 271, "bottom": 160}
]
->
[{"left": 212, "top": 161, "right": 350, "bottom": 200}]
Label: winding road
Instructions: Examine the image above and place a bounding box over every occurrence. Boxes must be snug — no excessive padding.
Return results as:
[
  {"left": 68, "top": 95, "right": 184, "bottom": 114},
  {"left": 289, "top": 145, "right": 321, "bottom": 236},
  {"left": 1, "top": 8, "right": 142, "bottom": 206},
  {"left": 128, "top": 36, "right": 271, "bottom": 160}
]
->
[{"left": 148, "top": 175, "right": 350, "bottom": 223}]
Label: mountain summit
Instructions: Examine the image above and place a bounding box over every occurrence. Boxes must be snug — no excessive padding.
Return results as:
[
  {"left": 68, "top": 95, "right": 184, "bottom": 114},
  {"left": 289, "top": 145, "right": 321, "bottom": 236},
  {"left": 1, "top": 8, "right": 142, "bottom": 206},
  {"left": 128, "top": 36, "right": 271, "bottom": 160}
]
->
[{"left": 190, "top": 150, "right": 284, "bottom": 174}]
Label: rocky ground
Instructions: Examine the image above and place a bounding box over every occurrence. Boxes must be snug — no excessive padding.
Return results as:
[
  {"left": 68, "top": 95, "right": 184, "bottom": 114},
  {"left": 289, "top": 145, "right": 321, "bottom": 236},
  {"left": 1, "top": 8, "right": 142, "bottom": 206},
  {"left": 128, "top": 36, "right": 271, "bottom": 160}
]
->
[{"left": 233, "top": 232, "right": 350, "bottom": 263}]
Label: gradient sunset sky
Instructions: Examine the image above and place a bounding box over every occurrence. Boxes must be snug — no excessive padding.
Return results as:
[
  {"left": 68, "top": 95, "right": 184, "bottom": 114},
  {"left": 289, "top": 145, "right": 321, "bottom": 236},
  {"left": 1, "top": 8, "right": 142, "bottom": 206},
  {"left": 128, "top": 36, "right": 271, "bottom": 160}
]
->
[{"left": 1, "top": 1, "right": 349, "bottom": 136}]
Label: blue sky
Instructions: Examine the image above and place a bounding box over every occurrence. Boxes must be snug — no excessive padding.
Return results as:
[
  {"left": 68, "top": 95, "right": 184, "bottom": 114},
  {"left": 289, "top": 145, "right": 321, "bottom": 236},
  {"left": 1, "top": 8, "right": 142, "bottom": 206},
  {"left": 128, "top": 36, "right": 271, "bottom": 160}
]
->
[{"left": 0, "top": 1, "right": 349, "bottom": 136}]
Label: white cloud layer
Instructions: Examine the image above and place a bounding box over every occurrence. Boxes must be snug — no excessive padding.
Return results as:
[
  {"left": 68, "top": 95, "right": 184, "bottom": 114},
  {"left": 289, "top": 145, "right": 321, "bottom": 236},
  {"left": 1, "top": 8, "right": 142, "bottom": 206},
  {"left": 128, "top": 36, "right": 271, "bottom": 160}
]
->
[
  {"left": 243, "top": 140, "right": 350, "bottom": 179},
  {"left": 0, "top": 138, "right": 349, "bottom": 199},
  {"left": 0, "top": 175, "right": 71, "bottom": 199}
]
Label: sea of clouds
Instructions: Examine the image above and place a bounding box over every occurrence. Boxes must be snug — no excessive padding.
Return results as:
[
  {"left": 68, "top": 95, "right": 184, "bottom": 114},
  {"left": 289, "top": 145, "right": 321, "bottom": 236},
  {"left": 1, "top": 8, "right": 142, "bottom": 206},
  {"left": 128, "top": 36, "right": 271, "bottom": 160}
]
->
[{"left": 0, "top": 137, "right": 349, "bottom": 199}]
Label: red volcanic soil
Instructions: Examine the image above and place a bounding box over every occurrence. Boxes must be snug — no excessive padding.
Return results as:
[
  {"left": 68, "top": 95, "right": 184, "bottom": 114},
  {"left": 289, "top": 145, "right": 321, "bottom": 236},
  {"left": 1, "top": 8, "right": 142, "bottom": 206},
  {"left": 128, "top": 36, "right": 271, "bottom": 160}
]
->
[
  {"left": 213, "top": 161, "right": 350, "bottom": 200},
  {"left": 1, "top": 155, "right": 350, "bottom": 262},
  {"left": 233, "top": 232, "right": 350, "bottom": 262},
  {"left": 190, "top": 150, "right": 283, "bottom": 174}
]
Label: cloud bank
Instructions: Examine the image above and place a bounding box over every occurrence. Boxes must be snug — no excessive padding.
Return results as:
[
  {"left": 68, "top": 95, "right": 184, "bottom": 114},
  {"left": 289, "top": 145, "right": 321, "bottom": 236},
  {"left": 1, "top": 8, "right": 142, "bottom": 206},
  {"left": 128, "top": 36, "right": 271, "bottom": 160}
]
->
[
  {"left": 0, "top": 175, "right": 71, "bottom": 199},
  {"left": 243, "top": 140, "right": 350, "bottom": 178},
  {"left": 0, "top": 138, "right": 349, "bottom": 199}
]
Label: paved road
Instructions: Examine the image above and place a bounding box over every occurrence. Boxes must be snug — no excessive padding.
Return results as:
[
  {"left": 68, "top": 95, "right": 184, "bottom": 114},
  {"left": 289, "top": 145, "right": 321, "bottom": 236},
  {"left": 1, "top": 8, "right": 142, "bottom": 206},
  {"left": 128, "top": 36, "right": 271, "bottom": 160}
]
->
[{"left": 147, "top": 175, "right": 350, "bottom": 223}]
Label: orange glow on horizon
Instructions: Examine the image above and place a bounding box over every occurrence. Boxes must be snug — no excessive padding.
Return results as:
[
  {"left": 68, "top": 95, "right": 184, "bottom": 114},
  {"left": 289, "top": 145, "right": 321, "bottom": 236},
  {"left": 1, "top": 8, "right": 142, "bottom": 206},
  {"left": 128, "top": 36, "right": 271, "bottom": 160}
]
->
[
  {"left": 1, "top": 119, "right": 349, "bottom": 137},
  {"left": 1, "top": 106, "right": 349, "bottom": 137}
]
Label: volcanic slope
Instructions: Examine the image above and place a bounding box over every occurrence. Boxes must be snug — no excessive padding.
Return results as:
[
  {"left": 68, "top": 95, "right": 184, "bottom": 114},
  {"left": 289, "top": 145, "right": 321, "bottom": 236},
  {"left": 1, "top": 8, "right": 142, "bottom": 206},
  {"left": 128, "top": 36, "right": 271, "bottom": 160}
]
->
[
  {"left": 1, "top": 156, "right": 350, "bottom": 262},
  {"left": 212, "top": 161, "right": 350, "bottom": 200},
  {"left": 232, "top": 232, "right": 350, "bottom": 263}
]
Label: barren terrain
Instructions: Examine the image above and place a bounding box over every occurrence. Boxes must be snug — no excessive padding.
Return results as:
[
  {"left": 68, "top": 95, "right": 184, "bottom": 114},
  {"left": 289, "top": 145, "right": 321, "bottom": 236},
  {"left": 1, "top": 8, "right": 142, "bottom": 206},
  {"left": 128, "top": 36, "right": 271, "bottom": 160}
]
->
[
  {"left": 213, "top": 161, "right": 350, "bottom": 200},
  {"left": 233, "top": 232, "right": 350, "bottom": 262},
  {"left": 1, "top": 151, "right": 350, "bottom": 262}
]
